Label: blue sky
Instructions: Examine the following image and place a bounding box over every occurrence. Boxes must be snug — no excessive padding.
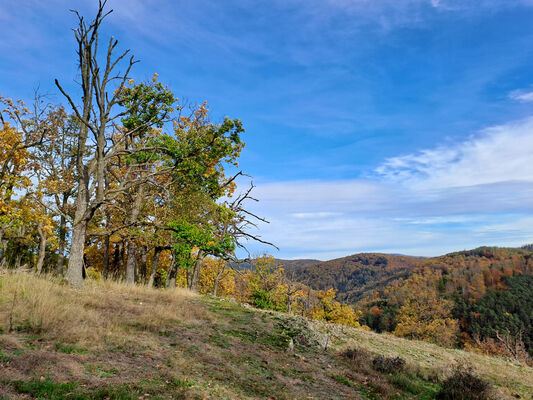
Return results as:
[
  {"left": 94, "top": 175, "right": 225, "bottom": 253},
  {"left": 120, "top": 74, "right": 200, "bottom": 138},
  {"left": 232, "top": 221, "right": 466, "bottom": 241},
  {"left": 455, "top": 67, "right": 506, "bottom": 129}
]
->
[{"left": 2, "top": 0, "right": 533, "bottom": 259}]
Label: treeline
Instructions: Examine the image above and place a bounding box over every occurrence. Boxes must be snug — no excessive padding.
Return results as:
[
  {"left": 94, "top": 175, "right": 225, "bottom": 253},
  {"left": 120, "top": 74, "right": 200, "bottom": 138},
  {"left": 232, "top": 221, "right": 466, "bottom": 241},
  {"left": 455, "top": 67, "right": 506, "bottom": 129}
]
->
[
  {"left": 156, "top": 255, "right": 361, "bottom": 327},
  {"left": 0, "top": 2, "right": 261, "bottom": 289},
  {"left": 359, "top": 247, "right": 533, "bottom": 363}
]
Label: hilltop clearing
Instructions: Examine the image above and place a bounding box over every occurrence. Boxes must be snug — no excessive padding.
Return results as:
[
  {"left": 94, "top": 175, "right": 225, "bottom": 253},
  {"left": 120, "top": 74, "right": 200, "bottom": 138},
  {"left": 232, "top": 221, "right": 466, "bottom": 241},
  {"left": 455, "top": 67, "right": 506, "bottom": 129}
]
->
[{"left": 1, "top": 273, "right": 531, "bottom": 399}]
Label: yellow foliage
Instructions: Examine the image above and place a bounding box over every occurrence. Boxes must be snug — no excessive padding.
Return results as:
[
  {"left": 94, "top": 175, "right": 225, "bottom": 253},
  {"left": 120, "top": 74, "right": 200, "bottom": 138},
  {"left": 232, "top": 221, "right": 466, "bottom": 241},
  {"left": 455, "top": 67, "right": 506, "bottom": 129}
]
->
[
  {"left": 198, "top": 257, "right": 235, "bottom": 297},
  {"left": 308, "top": 288, "right": 361, "bottom": 327}
]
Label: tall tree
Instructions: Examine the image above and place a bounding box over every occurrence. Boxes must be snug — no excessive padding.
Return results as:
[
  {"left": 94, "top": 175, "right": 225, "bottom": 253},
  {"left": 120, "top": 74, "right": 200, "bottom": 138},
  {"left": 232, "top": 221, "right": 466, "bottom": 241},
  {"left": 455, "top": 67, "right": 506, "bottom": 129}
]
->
[{"left": 55, "top": 2, "right": 174, "bottom": 285}]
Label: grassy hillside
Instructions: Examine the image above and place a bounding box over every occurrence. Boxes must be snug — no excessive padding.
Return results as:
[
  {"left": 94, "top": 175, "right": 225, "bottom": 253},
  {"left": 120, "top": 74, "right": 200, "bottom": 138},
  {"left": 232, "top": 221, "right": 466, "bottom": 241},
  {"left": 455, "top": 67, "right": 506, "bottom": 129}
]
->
[{"left": 0, "top": 273, "right": 531, "bottom": 399}]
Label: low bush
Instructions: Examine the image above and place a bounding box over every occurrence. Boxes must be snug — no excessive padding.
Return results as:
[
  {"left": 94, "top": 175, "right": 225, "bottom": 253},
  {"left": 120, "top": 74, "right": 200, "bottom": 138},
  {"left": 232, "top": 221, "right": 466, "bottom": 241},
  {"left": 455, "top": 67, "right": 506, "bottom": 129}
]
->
[
  {"left": 437, "top": 365, "right": 492, "bottom": 400},
  {"left": 372, "top": 355, "right": 406, "bottom": 373}
]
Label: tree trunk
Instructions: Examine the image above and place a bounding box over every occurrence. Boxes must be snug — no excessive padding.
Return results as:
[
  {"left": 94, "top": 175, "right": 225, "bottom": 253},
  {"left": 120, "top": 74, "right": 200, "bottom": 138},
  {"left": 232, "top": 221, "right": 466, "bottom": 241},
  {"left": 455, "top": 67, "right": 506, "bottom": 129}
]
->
[
  {"left": 148, "top": 247, "right": 162, "bottom": 288},
  {"left": 56, "top": 191, "right": 69, "bottom": 276},
  {"left": 126, "top": 240, "right": 137, "bottom": 284},
  {"left": 0, "top": 227, "right": 4, "bottom": 268},
  {"left": 121, "top": 240, "right": 126, "bottom": 280},
  {"left": 140, "top": 246, "right": 147, "bottom": 284},
  {"left": 188, "top": 252, "right": 203, "bottom": 292},
  {"left": 66, "top": 218, "right": 87, "bottom": 286},
  {"left": 36, "top": 222, "right": 47, "bottom": 274},
  {"left": 66, "top": 159, "right": 90, "bottom": 286},
  {"left": 213, "top": 274, "right": 220, "bottom": 297},
  {"left": 103, "top": 235, "right": 110, "bottom": 279},
  {"left": 57, "top": 213, "right": 67, "bottom": 276},
  {"left": 125, "top": 186, "right": 144, "bottom": 284},
  {"left": 112, "top": 242, "right": 121, "bottom": 280},
  {"left": 213, "top": 262, "right": 225, "bottom": 297},
  {"left": 15, "top": 252, "right": 22, "bottom": 269},
  {"left": 166, "top": 255, "right": 178, "bottom": 289}
]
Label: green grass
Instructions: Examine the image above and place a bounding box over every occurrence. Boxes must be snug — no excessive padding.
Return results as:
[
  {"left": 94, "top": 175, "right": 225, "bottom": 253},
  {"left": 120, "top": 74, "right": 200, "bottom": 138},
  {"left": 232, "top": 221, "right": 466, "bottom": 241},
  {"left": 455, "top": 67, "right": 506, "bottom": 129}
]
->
[
  {"left": 12, "top": 379, "right": 79, "bottom": 400},
  {"left": 0, "top": 351, "right": 11, "bottom": 362},
  {"left": 11, "top": 377, "right": 195, "bottom": 400},
  {"left": 332, "top": 374, "right": 356, "bottom": 387},
  {"left": 83, "top": 363, "right": 119, "bottom": 378},
  {"left": 55, "top": 342, "right": 88, "bottom": 354},
  {"left": 387, "top": 372, "right": 441, "bottom": 399}
]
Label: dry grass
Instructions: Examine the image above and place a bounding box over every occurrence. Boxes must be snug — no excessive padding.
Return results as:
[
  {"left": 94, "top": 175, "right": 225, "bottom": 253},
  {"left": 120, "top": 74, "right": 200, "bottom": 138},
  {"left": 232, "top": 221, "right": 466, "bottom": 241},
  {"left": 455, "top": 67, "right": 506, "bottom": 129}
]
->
[
  {"left": 311, "top": 320, "right": 533, "bottom": 399},
  {"left": 1, "top": 272, "right": 531, "bottom": 399},
  {"left": 0, "top": 272, "right": 203, "bottom": 347}
]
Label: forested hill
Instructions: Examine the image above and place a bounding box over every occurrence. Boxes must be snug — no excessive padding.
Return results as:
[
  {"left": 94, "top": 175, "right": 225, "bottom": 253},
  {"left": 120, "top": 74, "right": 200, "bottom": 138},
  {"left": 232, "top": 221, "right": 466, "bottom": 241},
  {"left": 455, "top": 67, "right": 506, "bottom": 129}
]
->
[
  {"left": 282, "top": 246, "right": 533, "bottom": 303},
  {"left": 283, "top": 246, "right": 533, "bottom": 362},
  {"left": 231, "top": 258, "right": 321, "bottom": 271},
  {"left": 282, "top": 253, "right": 426, "bottom": 303}
]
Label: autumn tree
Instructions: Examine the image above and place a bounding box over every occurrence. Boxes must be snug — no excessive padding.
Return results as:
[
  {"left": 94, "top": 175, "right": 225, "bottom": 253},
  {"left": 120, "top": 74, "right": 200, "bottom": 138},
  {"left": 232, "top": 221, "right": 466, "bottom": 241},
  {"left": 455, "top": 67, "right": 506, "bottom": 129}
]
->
[
  {"left": 55, "top": 2, "right": 176, "bottom": 285},
  {"left": 0, "top": 96, "right": 51, "bottom": 269},
  {"left": 392, "top": 271, "right": 459, "bottom": 347}
]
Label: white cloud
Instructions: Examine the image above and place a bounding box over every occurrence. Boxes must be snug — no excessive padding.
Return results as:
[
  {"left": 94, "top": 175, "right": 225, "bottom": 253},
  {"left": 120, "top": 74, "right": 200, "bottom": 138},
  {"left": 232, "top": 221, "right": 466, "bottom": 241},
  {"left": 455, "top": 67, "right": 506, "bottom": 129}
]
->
[
  {"left": 239, "top": 116, "right": 533, "bottom": 260},
  {"left": 376, "top": 116, "right": 533, "bottom": 189},
  {"left": 509, "top": 89, "right": 533, "bottom": 102}
]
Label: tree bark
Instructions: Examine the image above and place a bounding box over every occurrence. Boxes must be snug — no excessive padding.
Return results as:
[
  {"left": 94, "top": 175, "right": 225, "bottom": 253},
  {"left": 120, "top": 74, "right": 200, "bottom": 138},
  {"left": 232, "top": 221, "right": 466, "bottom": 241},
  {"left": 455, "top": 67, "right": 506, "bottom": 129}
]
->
[
  {"left": 187, "top": 252, "right": 203, "bottom": 292},
  {"left": 57, "top": 213, "right": 67, "bottom": 276},
  {"left": 103, "top": 235, "right": 110, "bottom": 279},
  {"left": 112, "top": 242, "right": 121, "bottom": 279},
  {"left": 148, "top": 247, "right": 162, "bottom": 287},
  {"left": 0, "top": 228, "right": 4, "bottom": 268},
  {"left": 36, "top": 222, "right": 47, "bottom": 274},
  {"left": 125, "top": 186, "right": 144, "bottom": 284},
  {"left": 66, "top": 170, "right": 89, "bottom": 287},
  {"left": 140, "top": 246, "right": 147, "bottom": 284},
  {"left": 126, "top": 240, "right": 137, "bottom": 284},
  {"left": 213, "top": 274, "right": 220, "bottom": 297},
  {"left": 166, "top": 255, "right": 178, "bottom": 289},
  {"left": 213, "top": 261, "right": 226, "bottom": 297}
]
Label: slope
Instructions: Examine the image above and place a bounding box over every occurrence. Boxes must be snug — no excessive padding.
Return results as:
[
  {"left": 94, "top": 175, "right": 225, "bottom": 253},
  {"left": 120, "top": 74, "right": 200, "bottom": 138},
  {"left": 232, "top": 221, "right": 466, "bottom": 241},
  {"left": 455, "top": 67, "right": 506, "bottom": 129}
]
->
[{"left": 0, "top": 272, "right": 531, "bottom": 399}]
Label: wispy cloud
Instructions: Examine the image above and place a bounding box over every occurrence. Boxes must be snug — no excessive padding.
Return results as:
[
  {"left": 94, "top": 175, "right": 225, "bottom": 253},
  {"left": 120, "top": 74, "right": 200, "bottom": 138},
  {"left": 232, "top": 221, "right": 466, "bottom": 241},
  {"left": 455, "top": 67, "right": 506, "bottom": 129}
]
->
[
  {"left": 241, "top": 116, "right": 533, "bottom": 259},
  {"left": 509, "top": 89, "right": 533, "bottom": 102},
  {"left": 376, "top": 117, "right": 533, "bottom": 189}
]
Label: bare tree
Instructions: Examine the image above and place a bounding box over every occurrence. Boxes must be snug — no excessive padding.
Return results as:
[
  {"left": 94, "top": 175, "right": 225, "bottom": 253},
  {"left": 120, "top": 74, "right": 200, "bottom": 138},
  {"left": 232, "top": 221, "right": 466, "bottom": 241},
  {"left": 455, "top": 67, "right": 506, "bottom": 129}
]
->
[{"left": 55, "top": 1, "right": 173, "bottom": 286}]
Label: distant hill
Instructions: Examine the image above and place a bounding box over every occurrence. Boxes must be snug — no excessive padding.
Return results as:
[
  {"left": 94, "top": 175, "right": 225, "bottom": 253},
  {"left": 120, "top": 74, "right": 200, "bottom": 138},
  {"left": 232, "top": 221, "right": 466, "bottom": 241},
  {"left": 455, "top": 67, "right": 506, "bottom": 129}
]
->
[
  {"left": 284, "top": 253, "right": 425, "bottom": 303},
  {"left": 283, "top": 246, "right": 533, "bottom": 304},
  {"left": 283, "top": 246, "right": 533, "bottom": 361},
  {"left": 230, "top": 258, "right": 321, "bottom": 271}
]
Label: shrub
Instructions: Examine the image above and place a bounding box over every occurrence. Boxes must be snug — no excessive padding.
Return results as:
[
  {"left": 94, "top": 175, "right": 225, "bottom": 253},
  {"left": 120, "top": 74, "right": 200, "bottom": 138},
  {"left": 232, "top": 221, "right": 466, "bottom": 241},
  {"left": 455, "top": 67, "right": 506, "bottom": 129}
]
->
[
  {"left": 437, "top": 365, "right": 492, "bottom": 400},
  {"left": 342, "top": 347, "right": 372, "bottom": 364},
  {"left": 372, "top": 355, "right": 406, "bottom": 373},
  {"left": 251, "top": 288, "right": 273, "bottom": 310}
]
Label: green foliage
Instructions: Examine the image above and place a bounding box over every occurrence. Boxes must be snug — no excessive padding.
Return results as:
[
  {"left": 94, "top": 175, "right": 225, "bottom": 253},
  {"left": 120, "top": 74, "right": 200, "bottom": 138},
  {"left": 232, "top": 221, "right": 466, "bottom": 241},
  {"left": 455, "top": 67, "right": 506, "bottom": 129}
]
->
[
  {"left": 251, "top": 288, "right": 273, "bottom": 309},
  {"left": 169, "top": 218, "right": 235, "bottom": 269},
  {"left": 119, "top": 76, "right": 176, "bottom": 132},
  {"left": 455, "top": 275, "right": 533, "bottom": 356}
]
